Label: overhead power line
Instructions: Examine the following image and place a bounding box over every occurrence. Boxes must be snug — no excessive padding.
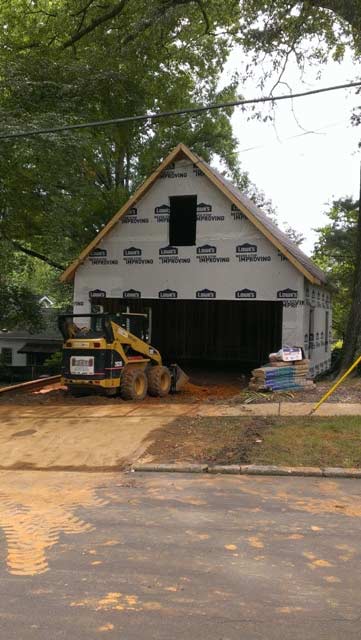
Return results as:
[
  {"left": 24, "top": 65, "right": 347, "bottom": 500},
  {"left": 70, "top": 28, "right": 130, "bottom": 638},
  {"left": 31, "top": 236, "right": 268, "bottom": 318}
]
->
[{"left": 0, "top": 80, "right": 360, "bottom": 141}]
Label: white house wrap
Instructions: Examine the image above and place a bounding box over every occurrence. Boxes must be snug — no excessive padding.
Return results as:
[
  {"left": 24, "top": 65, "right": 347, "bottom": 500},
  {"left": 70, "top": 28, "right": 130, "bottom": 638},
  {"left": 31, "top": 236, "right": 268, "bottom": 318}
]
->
[{"left": 61, "top": 144, "right": 331, "bottom": 375}]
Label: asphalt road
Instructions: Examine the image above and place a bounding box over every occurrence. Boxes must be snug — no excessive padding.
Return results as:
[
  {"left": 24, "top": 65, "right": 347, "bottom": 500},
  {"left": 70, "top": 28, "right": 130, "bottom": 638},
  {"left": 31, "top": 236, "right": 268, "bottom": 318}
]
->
[{"left": 0, "top": 471, "right": 360, "bottom": 639}]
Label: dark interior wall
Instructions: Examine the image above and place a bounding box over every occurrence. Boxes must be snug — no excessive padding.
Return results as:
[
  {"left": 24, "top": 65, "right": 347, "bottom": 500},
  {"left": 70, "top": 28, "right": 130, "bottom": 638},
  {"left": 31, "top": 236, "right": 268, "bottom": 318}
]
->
[{"left": 101, "top": 299, "right": 283, "bottom": 368}]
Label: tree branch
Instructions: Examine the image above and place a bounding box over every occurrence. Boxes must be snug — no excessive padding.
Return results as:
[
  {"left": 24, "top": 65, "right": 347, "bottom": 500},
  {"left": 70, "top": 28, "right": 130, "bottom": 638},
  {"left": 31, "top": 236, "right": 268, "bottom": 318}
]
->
[
  {"left": 11, "top": 241, "right": 65, "bottom": 271},
  {"left": 195, "top": 0, "right": 210, "bottom": 34},
  {"left": 62, "top": 0, "right": 129, "bottom": 49},
  {"left": 309, "top": 0, "right": 361, "bottom": 29}
]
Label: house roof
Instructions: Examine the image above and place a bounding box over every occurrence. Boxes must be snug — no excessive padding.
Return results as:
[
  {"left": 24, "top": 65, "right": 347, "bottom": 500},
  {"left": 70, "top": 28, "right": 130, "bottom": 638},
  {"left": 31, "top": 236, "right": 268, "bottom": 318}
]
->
[{"left": 60, "top": 143, "right": 326, "bottom": 285}]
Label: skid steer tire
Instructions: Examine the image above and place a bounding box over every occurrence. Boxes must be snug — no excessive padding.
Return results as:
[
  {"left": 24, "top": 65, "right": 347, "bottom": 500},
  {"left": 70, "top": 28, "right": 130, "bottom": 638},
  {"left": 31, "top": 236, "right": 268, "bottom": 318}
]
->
[
  {"left": 147, "top": 366, "right": 172, "bottom": 397},
  {"left": 120, "top": 367, "right": 148, "bottom": 401}
]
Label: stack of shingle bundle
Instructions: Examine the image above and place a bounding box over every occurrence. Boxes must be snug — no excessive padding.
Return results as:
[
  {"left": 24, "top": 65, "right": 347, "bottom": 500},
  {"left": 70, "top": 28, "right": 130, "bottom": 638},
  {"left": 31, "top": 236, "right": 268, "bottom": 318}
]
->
[{"left": 249, "top": 359, "right": 314, "bottom": 392}]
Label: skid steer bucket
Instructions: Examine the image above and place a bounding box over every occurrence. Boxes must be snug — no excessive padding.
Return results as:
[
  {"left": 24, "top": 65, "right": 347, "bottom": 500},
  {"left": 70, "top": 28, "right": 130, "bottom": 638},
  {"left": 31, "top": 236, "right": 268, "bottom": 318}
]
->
[{"left": 169, "top": 364, "right": 189, "bottom": 393}]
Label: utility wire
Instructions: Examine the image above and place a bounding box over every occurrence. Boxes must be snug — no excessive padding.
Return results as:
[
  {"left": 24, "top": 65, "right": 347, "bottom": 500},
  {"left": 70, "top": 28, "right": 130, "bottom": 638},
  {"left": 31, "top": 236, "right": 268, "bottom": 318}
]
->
[
  {"left": 0, "top": 80, "right": 360, "bottom": 141},
  {"left": 238, "top": 119, "right": 349, "bottom": 153}
]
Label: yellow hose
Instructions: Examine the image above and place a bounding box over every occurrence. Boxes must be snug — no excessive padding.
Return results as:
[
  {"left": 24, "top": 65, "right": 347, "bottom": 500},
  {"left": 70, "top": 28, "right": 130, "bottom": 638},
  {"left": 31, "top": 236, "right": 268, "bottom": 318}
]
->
[{"left": 311, "top": 354, "right": 361, "bottom": 414}]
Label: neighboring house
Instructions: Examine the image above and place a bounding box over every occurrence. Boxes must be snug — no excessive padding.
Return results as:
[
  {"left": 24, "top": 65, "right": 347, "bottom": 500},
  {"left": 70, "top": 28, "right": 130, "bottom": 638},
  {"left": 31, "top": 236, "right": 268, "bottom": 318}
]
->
[
  {"left": 60, "top": 143, "right": 331, "bottom": 376},
  {"left": 0, "top": 300, "right": 63, "bottom": 370}
]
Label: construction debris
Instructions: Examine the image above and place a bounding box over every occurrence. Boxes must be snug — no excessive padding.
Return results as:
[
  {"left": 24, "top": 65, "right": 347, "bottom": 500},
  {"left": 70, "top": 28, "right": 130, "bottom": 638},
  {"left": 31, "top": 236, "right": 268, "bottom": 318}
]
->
[{"left": 249, "top": 355, "right": 314, "bottom": 392}]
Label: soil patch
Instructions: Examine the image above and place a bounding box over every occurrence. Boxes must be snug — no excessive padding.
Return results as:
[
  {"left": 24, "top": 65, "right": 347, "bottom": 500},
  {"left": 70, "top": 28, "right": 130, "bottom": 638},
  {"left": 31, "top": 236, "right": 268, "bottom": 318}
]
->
[
  {"left": 0, "top": 368, "right": 243, "bottom": 406},
  {"left": 142, "top": 415, "right": 361, "bottom": 468},
  {"left": 143, "top": 416, "right": 270, "bottom": 465}
]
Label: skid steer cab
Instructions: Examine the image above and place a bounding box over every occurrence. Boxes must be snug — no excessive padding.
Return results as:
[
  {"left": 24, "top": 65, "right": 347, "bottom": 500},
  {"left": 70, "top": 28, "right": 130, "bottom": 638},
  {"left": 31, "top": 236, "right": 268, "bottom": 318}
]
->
[{"left": 58, "top": 313, "right": 188, "bottom": 400}]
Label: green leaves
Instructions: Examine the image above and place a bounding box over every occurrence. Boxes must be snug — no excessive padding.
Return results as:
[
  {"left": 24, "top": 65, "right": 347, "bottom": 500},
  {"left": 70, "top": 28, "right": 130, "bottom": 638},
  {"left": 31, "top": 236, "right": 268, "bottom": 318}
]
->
[
  {"left": 0, "top": 0, "right": 246, "bottom": 322},
  {"left": 313, "top": 197, "right": 359, "bottom": 337}
]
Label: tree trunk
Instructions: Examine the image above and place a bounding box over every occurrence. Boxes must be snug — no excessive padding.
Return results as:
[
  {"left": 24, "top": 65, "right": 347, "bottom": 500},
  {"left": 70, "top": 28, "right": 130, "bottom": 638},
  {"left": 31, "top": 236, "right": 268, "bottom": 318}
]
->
[{"left": 340, "top": 163, "right": 361, "bottom": 369}]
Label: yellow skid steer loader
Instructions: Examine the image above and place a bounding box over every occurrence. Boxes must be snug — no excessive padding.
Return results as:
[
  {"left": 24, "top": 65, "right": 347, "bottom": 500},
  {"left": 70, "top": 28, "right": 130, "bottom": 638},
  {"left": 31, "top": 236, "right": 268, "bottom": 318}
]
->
[{"left": 58, "top": 313, "right": 188, "bottom": 400}]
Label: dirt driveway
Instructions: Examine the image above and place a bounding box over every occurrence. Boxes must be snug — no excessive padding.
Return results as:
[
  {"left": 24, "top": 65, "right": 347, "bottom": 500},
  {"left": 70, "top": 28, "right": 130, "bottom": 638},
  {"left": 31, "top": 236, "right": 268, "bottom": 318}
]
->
[{"left": 0, "top": 404, "right": 192, "bottom": 470}]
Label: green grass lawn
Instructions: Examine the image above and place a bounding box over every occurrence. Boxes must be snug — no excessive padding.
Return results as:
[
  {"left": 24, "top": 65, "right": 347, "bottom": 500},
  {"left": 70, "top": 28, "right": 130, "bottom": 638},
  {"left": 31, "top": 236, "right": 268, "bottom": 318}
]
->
[{"left": 251, "top": 417, "right": 361, "bottom": 468}]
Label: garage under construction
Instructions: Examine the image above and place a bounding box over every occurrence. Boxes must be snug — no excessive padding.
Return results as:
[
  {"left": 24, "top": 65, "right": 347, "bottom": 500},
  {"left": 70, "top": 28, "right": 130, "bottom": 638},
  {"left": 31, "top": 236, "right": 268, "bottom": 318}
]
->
[{"left": 61, "top": 143, "right": 331, "bottom": 376}]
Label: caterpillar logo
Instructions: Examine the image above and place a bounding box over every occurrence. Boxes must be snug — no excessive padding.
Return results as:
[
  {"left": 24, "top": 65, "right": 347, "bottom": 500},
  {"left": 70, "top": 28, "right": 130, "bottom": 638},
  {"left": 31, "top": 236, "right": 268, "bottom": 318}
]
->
[
  {"left": 159, "top": 245, "right": 178, "bottom": 256},
  {"left": 89, "top": 289, "right": 106, "bottom": 299},
  {"left": 236, "top": 243, "right": 257, "bottom": 254},
  {"left": 277, "top": 288, "right": 298, "bottom": 299},
  {"left": 196, "top": 289, "right": 216, "bottom": 299},
  {"left": 89, "top": 248, "right": 107, "bottom": 257},
  {"left": 123, "top": 289, "right": 141, "bottom": 299},
  {"left": 123, "top": 247, "right": 142, "bottom": 257},
  {"left": 158, "top": 289, "right": 178, "bottom": 299},
  {"left": 235, "top": 289, "right": 256, "bottom": 299},
  {"left": 197, "top": 202, "right": 212, "bottom": 212},
  {"left": 197, "top": 244, "right": 217, "bottom": 255}
]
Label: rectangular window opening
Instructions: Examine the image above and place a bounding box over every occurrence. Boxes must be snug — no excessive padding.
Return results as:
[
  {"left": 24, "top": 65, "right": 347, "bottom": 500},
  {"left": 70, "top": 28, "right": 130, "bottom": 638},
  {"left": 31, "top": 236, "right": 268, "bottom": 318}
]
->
[
  {"left": 169, "top": 195, "right": 197, "bottom": 246},
  {"left": 1, "top": 347, "right": 12, "bottom": 365}
]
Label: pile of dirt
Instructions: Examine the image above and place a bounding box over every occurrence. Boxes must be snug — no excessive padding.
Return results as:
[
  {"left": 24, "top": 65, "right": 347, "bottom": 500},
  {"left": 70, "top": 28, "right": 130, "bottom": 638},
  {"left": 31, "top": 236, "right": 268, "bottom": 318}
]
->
[
  {"left": 0, "top": 369, "right": 244, "bottom": 405},
  {"left": 142, "top": 415, "right": 270, "bottom": 465}
]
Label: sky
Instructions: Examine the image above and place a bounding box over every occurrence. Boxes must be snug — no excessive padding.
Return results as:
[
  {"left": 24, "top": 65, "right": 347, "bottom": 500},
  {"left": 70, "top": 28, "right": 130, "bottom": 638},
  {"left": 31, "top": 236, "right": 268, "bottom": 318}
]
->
[{"left": 220, "top": 48, "right": 361, "bottom": 254}]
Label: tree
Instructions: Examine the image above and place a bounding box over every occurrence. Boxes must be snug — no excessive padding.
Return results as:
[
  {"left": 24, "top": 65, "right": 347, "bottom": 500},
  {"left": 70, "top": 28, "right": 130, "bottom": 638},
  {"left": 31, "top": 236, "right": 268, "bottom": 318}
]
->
[
  {"left": 313, "top": 196, "right": 358, "bottom": 343},
  {"left": 236, "top": 1, "right": 361, "bottom": 86},
  {"left": 0, "top": 1, "right": 244, "bottom": 312},
  {"left": 283, "top": 224, "right": 305, "bottom": 246}
]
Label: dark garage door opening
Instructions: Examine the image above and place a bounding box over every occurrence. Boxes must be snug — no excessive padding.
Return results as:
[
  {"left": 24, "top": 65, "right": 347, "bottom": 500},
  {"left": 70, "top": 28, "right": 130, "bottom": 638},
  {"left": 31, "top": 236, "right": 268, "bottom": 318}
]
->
[{"left": 101, "top": 299, "right": 283, "bottom": 370}]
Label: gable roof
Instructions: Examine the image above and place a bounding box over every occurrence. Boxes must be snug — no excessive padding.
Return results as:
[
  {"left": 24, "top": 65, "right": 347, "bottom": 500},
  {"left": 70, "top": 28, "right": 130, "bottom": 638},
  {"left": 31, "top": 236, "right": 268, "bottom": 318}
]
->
[{"left": 60, "top": 143, "right": 326, "bottom": 285}]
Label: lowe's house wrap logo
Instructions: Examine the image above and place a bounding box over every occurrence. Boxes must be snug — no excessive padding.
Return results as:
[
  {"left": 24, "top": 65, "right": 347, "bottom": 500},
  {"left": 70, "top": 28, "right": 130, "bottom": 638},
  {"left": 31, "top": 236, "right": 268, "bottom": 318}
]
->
[
  {"left": 277, "top": 288, "right": 298, "bottom": 299},
  {"left": 159, "top": 245, "right": 190, "bottom": 265},
  {"left": 89, "top": 248, "right": 118, "bottom": 265},
  {"left": 154, "top": 204, "right": 170, "bottom": 223},
  {"left": 196, "top": 202, "right": 224, "bottom": 223},
  {"left": 196, "top": 244, "right": 230, "bottom": 264},
  {"left": 196, "top": 288, "right": 216, "bottom": 299},
  {"left": 123, "top": 247, "right": 153, "bottom": 265},
  {"left": 236, "top": 243, "right": 271, "bottom": 263},
  {"left": 196, "top": 289, "right": 217, "bottom": 300},
  {"left": 158, "top": 289, "right": 178, "bottom": 299},
  {"left": 123, "top": 289, "right": 141, "bottom": 299},
  {"left": 231, "top": 203, "right": 246, "bottom": 221},
  {"left": 89, "top": 289, "right": 106, "bottom": 299},
  {"left": 122, "top": 206, "right": 149, "bottom": 225},
  {"left": 160, "top": 162, "right": 188, "bottom": 179},
  {"left": 193, "top": 163, "right": 204, "bottom": 177},
  {"left": 235, "top": 288, "right": 257, "bottom": 299}
]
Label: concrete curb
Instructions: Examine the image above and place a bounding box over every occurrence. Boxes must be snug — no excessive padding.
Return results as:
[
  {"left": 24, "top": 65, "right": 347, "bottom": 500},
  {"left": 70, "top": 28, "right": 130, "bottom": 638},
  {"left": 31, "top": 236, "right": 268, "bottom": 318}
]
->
[{"left": 132, "top": 463, "right": 361, "bottom": 478}]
